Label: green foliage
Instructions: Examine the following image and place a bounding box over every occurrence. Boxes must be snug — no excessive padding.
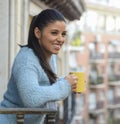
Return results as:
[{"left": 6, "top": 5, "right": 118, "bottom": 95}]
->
[
  {"left": 107, "top": 118, "right": 120, "bottom": 124},
  {"left": 70, "top": 30, "right": 82, "bottom": 46},
  {"left": 71, "top": 37, "right": 81, "bottom": 46}
]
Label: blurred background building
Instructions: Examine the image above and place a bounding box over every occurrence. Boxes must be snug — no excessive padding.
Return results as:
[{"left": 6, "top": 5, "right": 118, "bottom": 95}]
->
[
  {"left": 66, "top": 0, "right": 120, "bottom": 124},
  {"left": 1, "top": 0, "right": 120, "bottom": 124}
]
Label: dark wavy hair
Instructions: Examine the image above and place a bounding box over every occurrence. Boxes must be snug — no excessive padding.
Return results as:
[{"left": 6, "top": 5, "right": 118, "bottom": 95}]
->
[{"left": 27, "top": 9, "right": 66, "bottom": 84}]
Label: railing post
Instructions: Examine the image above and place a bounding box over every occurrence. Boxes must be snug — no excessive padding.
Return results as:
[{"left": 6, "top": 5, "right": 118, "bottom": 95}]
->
[
  {"left": 46, "top": 114, "right": 56, "bottom": 124},
  {"left": 63, "top": 97, "right": 69, "bottom": 124},
  {"left": 0, "top": 107, "right": 58, "bottom": 124},
  {"left": 16, "top": 114, "right": 24, "bottom": 124},
  {"left": 63, "top": 94, "right": 76, "bottom": 124}
]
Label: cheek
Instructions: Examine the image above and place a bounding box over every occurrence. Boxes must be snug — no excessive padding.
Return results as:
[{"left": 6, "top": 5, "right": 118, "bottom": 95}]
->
[
  {"left": 62, "top": 38, "right": 66, "bottom": 44},
  {"left": 45, "top": 37, "right": 56, "bottom": 44},
  {"left": 41, "top": 37, "right": 53, "bottom": 47},
  {"left": 42, "top": 34, "right": 54, "bottom": 42}
]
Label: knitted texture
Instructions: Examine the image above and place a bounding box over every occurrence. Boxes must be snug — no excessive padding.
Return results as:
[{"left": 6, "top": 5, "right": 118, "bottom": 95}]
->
[{"left": 0, "top": 47, "right": 71, "bottom": 124}]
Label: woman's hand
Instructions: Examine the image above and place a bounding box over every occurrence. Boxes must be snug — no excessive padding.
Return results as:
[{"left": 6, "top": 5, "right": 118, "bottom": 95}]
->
[{"left": 64, "top": 73, "right": 78, "bottom": 92}]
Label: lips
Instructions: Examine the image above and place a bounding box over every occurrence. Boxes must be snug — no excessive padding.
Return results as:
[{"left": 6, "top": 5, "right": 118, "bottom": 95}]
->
[{"left": 53, "top": 44, "right": 61, "bottom": 50}]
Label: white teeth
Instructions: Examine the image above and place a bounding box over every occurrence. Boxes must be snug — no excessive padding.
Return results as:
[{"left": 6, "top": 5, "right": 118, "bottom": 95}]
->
[{"left": 54, "top": 45, "right": 60, "bottom": 49}]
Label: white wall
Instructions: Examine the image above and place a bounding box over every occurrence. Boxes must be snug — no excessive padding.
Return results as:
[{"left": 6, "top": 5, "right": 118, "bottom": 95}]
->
[
  {"left": 0, "top": 0, "right": 9, "bottom": 100},
  {"left": 0, "top": 0, "right": 30, "bottom": 100}
]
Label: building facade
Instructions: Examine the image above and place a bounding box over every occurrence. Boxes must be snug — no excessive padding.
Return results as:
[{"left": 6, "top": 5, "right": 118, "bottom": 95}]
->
[{"left": 66, "top": 0, "right": 120, "bottom": 123}]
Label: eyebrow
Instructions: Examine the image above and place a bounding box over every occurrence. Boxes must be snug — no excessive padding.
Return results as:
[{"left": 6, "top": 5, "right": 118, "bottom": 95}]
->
[{"left": 51, "top": 29, "right": 67, "bottom": 32}]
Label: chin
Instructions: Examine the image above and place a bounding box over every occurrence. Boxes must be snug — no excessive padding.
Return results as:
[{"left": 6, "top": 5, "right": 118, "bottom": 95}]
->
[
  {"left": 53, "top": 52, "right": 59, "bottom": 55},
  {"left": 52, "top": 50, "right": 59, "bottom": 54}
]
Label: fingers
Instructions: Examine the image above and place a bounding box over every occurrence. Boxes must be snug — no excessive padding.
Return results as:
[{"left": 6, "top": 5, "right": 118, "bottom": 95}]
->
[
  {"left": 64, "top": 74, "right": 78, "bottom": 92},
  {"left": 70, "top": 74, "right": 78, "bottom": 80},
  {"left": 71, "top": 82, "right": 77, "bottom": 89},
  {"left": 71, "top": 77, "right": 77, "bottom": 92},
  {"left": 70, "top": 76, "right": 78, "bottom": 88}
]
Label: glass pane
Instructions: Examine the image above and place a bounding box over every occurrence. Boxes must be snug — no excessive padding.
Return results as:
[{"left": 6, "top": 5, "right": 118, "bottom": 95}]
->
[
  {"left": 89, "top": 92, "right": 96, "bottom": 110},
  {"left": 97, "top": 15, "right": 105, "bottom": 30},
  {"left": 115, "top": 17, "right": 120, "bottom": 32},
  {"left": 106, "top": 16, "right": 115, "bottom": 32},
  {"left": 108, "top": 89, "right": 114, "bottom": 103}
]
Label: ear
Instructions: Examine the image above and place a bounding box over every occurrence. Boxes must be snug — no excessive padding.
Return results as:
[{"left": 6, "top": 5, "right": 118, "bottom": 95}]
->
[{"left": 34, "top": 27, "right": 41, "bottom": 39}]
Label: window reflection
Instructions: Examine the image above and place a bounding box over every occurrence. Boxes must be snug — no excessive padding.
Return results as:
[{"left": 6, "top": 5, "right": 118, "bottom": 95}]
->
[
  {"left": 106, "top": 16, "right": 115, "bottom": 32},
  {"left": 115, "top": 17, "right": 120, "bottom": 32},
  {"left": 97, "top": 15, "right": 106, "bottom": 30},
  {"left": 83, "top": 10, "right": 120, "bottom": 33}
]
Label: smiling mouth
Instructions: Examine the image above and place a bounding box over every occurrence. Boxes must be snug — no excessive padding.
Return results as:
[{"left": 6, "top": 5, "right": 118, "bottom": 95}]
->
[{"left": 53, "top": 44, "right": 61, "bottom": 50}]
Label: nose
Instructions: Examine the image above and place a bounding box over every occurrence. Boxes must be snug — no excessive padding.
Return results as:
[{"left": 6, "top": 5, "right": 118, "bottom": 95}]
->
[{"left": 57, "top": 35, "right": 64, "bottom": 43}]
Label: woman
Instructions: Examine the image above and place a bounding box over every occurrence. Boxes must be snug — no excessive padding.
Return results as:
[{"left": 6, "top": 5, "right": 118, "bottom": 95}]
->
[{"left": 0, "top": 9, "right": 78, "bottom": 124}]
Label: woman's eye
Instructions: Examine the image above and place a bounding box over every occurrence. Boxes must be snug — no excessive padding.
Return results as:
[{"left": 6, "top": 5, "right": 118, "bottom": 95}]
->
[
  {"left": 51, "top": 32, "right": 57, "bottom": 35},
  {"left": 62, "top": 32, "right": 67, "bottom": 37}
]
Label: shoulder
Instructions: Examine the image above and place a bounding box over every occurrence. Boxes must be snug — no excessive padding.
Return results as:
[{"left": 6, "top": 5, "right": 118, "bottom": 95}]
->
[
  {"left": 17, "top": 47, "right": 37, "bottom": 60},
  {"left": 16, "top": 47, "right": 38, "bottom": 63},
  {"left": 12, "top": 47, "right": 40, "bottom": 71}
]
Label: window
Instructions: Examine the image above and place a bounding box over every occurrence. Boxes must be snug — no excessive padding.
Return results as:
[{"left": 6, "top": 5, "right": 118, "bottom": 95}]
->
[
  {"left": 99, "top": 43, "right": 105, "bottom": 53},
  {"left": 117, "top": 88, "right": 120, "bottom": 96},
  {"left": 109, "top": 0, "right": 120, "bottom": 8},
  {"left": 89, "top": 92, "right": 96, "bottom": 110},
  {"left": 115, "top": 17, "right": 120, "bottom": 32},
  {"left": 106, "top": 16, "right": 115, "bottom": 32},
  {"left": 85, "top": 11, "right": 98, "bottom": 31},
  {"left": 97, "top": 15, "right": 106, "bottom": 30},
  {"left": 89, "top": 0, "right": 109, "bottom": 4},
  {"left": 108, "top": 89, "right": 114, "bottom": 103}
]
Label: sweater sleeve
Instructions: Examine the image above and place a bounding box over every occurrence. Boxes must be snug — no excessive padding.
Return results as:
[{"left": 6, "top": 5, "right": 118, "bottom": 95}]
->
[{"left": 13, "top": 65, "right": 71, "bottom": 107}]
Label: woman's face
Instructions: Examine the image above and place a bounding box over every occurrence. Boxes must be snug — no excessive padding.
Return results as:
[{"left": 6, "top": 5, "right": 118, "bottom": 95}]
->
[{"left": 37, "top": 21, "right": 67, "bottom": 59}]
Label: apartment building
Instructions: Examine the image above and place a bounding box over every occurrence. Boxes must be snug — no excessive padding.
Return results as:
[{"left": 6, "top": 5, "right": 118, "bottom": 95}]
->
[{"left": 65, "top": 0, "right": 120, "bottom": 123}]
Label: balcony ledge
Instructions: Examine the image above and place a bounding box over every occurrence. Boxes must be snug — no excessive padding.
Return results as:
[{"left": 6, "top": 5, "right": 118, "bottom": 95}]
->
[
  {"left": 90, "top": 84, "right": 105, "bottom": 89},
  {"left": 109, "top": 81, "right": 120, "bottom": 86}
]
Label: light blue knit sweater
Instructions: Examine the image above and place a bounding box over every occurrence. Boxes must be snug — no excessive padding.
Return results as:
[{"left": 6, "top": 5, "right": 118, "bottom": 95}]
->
[{"left": 0, "top": 47, "right": 71, "bottom": 124}]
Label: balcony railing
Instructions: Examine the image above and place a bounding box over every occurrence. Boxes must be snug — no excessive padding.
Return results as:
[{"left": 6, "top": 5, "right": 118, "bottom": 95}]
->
[
  {"left": 108, "top": 97, "right": 120, "bottom": 106},
  {"left": 90, "top": 52, "right": 120, "bottom": 59},
  {"left": 0, "top": 95, "right": 76, "bottom": 124},
  {"left": 108, "top": 75, "right": 120, "bottom": 82},
  {"left": 90, "top": 53, "right": 104, "bottom": 60},
  {"left": 108, "top": 52, "right": 120, "bottom": 59},
  {"left": 89, "top": 101, "right": 105, "bottom": 118},
  {"left": 0, "top": 103, "right": 58, "bottom": 124},
  {"left": 108, "top": 97, "right": 120, "bottom": 123},
  {"left": 89, "top": 75, "right": 104, "bottom": 85},
  {"left": 63, "top": 93, "right": 76, "bottom": 124}
]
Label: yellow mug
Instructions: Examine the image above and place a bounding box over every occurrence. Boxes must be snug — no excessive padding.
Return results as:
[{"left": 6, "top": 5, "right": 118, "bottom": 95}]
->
[{"left": 70, "top": 72, "right": 85, "bottom": 93}]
